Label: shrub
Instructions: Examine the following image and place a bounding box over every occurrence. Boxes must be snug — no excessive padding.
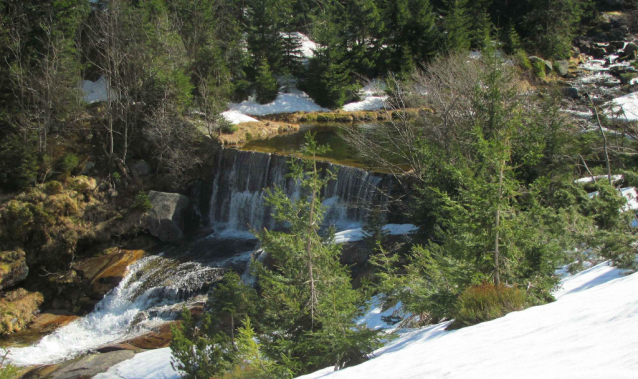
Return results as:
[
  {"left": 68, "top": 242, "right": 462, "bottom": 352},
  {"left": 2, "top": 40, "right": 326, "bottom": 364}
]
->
[
  {"left": 60, "top": 153, "right": 79, "bottom": 174},
  {"left": 531, "top": 60, "right": 546, "bottom": 78},
  {"left": 254, "top": 59, "right": 279, "bottom": 105},
  {"left": 221, "top": 122, "right": 238, "bottom": 134},
  {"left": 133, "top": 191, "right": 153, "bottom": 212},
  {"left": 452, "top": 283, "right": 527, "bottom": 328},
  {"left": 44, "top": 181, "right": 64, "bottom": 195}
]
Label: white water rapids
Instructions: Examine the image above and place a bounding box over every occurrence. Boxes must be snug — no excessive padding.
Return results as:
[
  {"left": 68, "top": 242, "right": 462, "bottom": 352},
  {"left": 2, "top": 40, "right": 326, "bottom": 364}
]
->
[{"left": 7, "top": 255, "right": 224, "bottom": 366}]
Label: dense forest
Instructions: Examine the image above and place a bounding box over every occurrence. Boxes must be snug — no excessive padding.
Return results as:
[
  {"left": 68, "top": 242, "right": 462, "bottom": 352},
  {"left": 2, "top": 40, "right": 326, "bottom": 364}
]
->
[{"left": 1, "top": 0, "right": 638, "bottom": 378}]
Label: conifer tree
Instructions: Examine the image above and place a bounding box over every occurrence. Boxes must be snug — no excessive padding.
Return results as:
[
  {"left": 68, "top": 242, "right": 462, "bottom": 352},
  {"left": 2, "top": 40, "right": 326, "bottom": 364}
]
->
[
  {"left": 256, "top": 133, "right": 381, "bottom": 373},
  {"left": 254, "top": 58, "right": 279, "bottom": 104},
  {"left": 443, "top": 0, "right": 471, "bottom": 52},
  {"left": 406, "top": 0, "right": 439, "bottom": 65},
  {"left": 523, "top": 0, "right": 589, "bottom": 59},
  {"left": 247, "top": 0, "right": 285, "bottom": 70}
]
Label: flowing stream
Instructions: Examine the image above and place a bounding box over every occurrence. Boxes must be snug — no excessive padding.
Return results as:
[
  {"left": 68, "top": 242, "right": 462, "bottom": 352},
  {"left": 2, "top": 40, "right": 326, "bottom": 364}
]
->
[{"left": 8, "top": 143, "right": 393, "bottom": 366}]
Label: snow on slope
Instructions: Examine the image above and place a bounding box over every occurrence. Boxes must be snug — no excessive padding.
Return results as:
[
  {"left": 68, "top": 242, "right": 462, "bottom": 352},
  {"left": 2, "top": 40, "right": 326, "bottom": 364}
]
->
[
  {"left": 606, "top": 91, "right": 638, "bottom": 121},
  {"left": 220, "top": 110, "right": 259, "bottom": 125},
  {"left": 82, "top": 76, "right": 114, "bottom": 104},
  {"left": 229, "top": 92, "right": 328, "bottom": 116},
  {"left": 94, "top": 261, "right": 637, "bottom": 379},
  {"left": 298, "top": 261, "right": 638, "bottom": 379}
]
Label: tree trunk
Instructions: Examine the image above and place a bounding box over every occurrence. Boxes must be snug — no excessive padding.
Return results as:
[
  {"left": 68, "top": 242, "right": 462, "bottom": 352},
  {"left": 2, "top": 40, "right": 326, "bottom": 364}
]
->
[{"left": 494, "top": 161, "right": 503, "bottom": 286}]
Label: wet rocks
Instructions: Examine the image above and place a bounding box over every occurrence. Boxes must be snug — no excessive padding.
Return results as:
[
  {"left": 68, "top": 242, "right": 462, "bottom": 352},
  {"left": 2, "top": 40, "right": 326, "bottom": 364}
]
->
[
  {"left": 144, "top": 191, "right": 191, "bottom": 243},
  {"left": 48, "top": 350, "right": 135, "bottom": 379},
  {"left": 0, "top": 249, "right": 28, "bottom": 290},
  {"left": 0, "top": 288, "right": 44, "bottom": 334},
  {"left": 27, "top": 311, "right": 80, "bottom": 333}
]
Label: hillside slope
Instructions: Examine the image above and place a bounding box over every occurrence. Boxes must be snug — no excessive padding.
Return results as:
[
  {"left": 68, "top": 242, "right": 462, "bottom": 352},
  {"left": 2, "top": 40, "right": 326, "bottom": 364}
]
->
[
  {"left": 299, "top": 262, "right": 638, "bottom": 379},
  {"left": 95, "top": 261, "right": 638, "bottom": 379}
]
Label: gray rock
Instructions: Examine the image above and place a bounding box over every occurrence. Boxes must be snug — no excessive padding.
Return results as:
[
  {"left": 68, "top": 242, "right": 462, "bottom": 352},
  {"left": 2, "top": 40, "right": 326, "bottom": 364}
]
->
[
  {"left": 529, "top": 56, "right": 552, "bottom": 73},
  {"left": 0, "top": 250, "right": 28, "bottom": 290},
  {"left": 554, "top": 60, "right": 569, "bottom": 77},
  {"left": 131, "top": 160, "right": 152, "bottom": 177},
  {"left": 144, "top": 191, "right": 190, "bottom": 243},
  {"left": 51, "top": 350, "right": 135, "bottom": 379},
  {"left": 624, "top": 42, "right": 638, "bottom": 54},
  {"left": 564, "top": 87, "right": 580, "bottom": 99}
]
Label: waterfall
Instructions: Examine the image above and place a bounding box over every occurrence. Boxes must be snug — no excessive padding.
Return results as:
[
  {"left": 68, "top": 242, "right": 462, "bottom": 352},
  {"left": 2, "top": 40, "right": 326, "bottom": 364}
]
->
[
  {"left": 208, "top": 149, "right": 393, "bottom": 232},
  {"left": 7, "top": 255, "right": 229, "bottom": 366}
]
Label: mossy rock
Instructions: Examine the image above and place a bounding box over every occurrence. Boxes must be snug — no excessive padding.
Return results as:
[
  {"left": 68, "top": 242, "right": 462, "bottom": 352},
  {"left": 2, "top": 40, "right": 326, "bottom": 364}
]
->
[
  {"left": 0, "top": 288, "right": 44, "bottom": 334},
  {"left": 0, "top": 249, "right": 29, "bottom": 290}
]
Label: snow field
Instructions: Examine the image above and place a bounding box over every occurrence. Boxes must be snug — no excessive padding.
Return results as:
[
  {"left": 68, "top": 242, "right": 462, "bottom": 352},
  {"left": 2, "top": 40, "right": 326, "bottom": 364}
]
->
[{"left": 94, "top": 260, "right": 638, "bottom": 379}]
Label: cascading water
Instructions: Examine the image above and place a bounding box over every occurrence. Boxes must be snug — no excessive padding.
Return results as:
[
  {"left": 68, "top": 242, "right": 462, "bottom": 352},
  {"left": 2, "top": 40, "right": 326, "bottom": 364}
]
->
[
  {"left": 7, "top": 255, "right": 226, "bottom": 366},
  {"left": 208, "top": 149, "right": 393, "bottom": 232},
  {"left": 9, "top": 147, "right": 395, "bottom": 367}
]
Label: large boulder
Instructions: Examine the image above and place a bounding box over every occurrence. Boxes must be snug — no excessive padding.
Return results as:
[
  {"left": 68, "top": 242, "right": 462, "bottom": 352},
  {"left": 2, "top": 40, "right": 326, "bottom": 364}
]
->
[
  {"left": 0, "top": 288, "right": 44, "bottom": 334},
  {"left": 144, "top": 191, "right": 190, "bottom": 243},
  {"left": 0, "top": 249, "right": 28, "bottom": 290},
  {"left": 554, "top": 60, "right": 570, "bottom": 77}
]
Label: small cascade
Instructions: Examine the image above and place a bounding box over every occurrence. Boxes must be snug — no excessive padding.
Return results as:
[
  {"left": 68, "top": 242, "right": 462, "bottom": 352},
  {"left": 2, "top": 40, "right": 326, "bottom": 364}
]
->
[
  {"left": 208, "top": 149, "right": 393, "bottom": 232},
  {"left": 8, "top": 255, "right": 226, "bottom": 366}
]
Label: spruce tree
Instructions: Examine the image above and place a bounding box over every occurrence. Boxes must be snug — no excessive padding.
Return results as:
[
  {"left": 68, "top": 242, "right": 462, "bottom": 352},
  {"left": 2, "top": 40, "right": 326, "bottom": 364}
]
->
[
  {"left": 443, "top": 0, "right": 471, "bottom": 52},
  {"left": 254, "top": 58, "right": 279, "bottom": 104},
  {"left": 523, "top": 0, "right": 588, "bottom": 59},
  {"left": 406, "top": 0, "right": 439, "bottom": 65},
  {"left": 256, "top": 133, "right": 381, "bottom": 373}
]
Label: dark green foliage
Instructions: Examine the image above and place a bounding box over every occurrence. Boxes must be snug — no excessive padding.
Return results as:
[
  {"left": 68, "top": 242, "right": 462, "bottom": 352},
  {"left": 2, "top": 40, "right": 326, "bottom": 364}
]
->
[
  {"left": 443, "top": 0, "right": 471, "bottom": 52},
  {"left": 133, "top": 191, "right": 153, "bottom": 212},
  {"left": 207, "top": 272, "right": 258, "bottom": 341},
  {"left": 170, "top": 308, "right": 234, "bottom": 379},
  {"left": 523, "top": 0, "right": 588, "bottom": 59},
  {"left": 254, "top": 59, "right": 279, "bottom": 104},
  {"left": 256, "top": 133, "right": 382, "bottom": 373},
  {"left": 452, "top": 283, "right": 527, "bottom": 328},
  {"left": 60, "top": 153, "right": 79, "bottom": 175},
  {"left": 221, "top": 122, "right": 239, "bottom": 134},
  {"left": 362, "top": 206, "right": 389, "bottom": 252},
  {"left": 0, "top": 134, "right": 38, "bottom": 192}
]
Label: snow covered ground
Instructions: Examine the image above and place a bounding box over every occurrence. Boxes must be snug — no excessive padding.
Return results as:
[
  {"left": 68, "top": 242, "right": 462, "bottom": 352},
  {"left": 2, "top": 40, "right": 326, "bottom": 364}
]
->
[
  {"left": 299, "top": 261, "right": 638, "bottom": 379},
  {"left": 228, "top": 92, "right": 328, "bottom": 116},
  {"left": 606, "top": 91, "right": 638, "bottom": 121},
  {"left": 220, "top": 110, "right": 259, "bottom": 125},
  {"left": 343, "top": 80, "right": 388, "bottom": 112},
  {"left": 93, "top": 260, "right": 637, "bottom": 379},
  {"left": 82, "top": 76, "right": 113, "bottom": 104}
]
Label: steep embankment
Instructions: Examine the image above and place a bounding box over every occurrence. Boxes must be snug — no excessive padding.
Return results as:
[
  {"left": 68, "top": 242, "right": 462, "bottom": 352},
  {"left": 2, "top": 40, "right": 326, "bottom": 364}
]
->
[
  {"left": 88, "top": 262, "right": 638, "bottom": 379},
  {"left": 299, "top": 262, "right": 638, "bottom": 379}
]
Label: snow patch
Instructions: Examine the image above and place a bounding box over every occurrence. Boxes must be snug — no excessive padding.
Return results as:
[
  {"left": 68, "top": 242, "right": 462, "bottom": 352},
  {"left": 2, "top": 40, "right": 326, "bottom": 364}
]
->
[
  {"left": 333, "top": 224, "right": 417, "bottom": 244},
  {"left": 229, "top": 92, "right": 327, "bottom": 116},
  {"left": 574, "top": 174, "right": 623, "bottom": 184},
  {"left": 82, "top": 76, "right": 115, "bottom": 104},
  {"left": 606, "top": 91, "right": 638, "bottom": 121},
  {"left": 298, "top": 261, "right": 638, "bottom": 379},
  {"left": 93, "top": 347, "right": 179, "bottom": 379},
  {"left": 220, "top": 110, "right": 259, "bottom": 125}
]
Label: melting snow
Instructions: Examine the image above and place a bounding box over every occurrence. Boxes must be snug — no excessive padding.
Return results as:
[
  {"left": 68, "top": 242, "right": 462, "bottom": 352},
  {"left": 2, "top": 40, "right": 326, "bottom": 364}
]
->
[
  {"left": 92, "top": 260, "right": 638, "bottom": 379},
  {"left": 299, "top": 261, "right": 638, "bottom": 379},
  {"left": 606, "top": 91, "right": 638, "bottom": 121},
  {"left": 220, "top": 110, "right": 259, "bottom": 125},
  {"left": 229, "top": 92, "right": 328, "bottom": 116},
  {"left": 82, "top": 76, "right": 115, "bottom": 104}
]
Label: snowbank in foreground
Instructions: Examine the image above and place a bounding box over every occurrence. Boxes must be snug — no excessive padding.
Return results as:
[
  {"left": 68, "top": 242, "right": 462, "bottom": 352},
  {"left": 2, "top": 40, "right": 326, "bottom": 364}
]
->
[
  {"left": 94, "top": 261, "right": 637, "bottom": 379},
  {"left": 333, "top": 224, "right": 418, "bottom": 244},
  {"left": 220, "top": 110, "right": 259, "bottom": 125},
  {"left": 93, "top": 347, "right": 178, "bottom": 379},
  {"left": 229, "top": 92, "right": 327, "bottom": 116},
  {"left": 606, "top": 91, "right": 638, "bottom": 121},
  {"left": 298, "top": 261, "right": 638, "bottom": 379}
]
